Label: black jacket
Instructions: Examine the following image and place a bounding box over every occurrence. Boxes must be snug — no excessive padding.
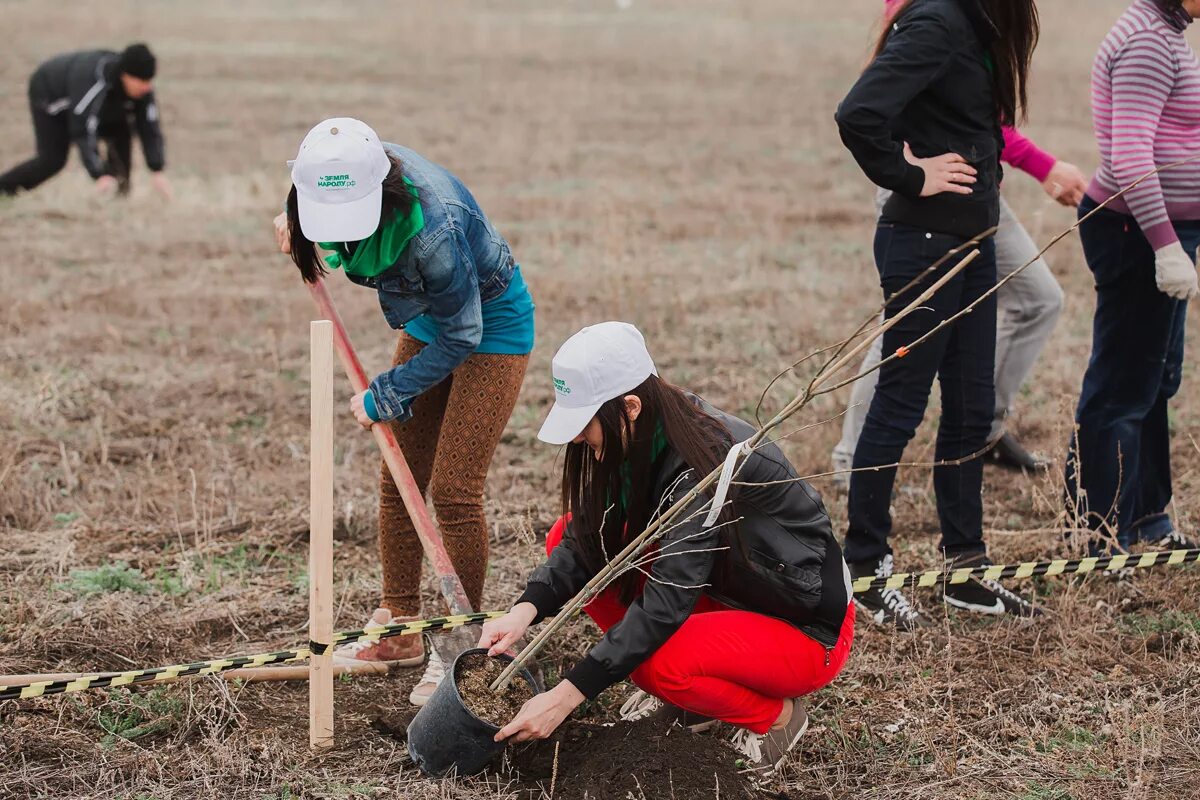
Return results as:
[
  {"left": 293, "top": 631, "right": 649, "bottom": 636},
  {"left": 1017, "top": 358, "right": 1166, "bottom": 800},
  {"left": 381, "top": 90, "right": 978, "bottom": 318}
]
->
[
  {"left": 834, "top": 0, "right": 1002, "bottom": 238},
  {"left": 29, "top": 49, "right": 165, "bottom": 179},
  {"left": 517, "top": 397, "right": 852, "bottom": 700}
]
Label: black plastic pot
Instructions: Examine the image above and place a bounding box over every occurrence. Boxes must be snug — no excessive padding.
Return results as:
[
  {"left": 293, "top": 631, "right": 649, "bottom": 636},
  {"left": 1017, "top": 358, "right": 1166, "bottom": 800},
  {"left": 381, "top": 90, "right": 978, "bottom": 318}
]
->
[{"left": 406, "top": 647, "right": 540, "bottom": 777}]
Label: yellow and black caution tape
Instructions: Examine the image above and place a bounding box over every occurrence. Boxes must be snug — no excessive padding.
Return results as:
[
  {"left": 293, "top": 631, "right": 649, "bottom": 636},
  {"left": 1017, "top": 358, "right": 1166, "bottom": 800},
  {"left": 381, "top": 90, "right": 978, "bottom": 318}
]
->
[
  {"left": 0, "top": 611, "right": 504, "bottom": 702},
  {"left": 6, "top": 550, "right": 1199, "bottom": 702},
  {"left": 853, "top": 548, "right": 1200, "bottom": 594}
]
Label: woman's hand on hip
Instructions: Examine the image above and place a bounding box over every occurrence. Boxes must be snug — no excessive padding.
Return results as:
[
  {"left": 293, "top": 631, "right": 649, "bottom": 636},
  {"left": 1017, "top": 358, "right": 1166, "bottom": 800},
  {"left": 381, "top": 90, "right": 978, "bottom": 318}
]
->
[
  {"left": 349, "top": 391, "right": 373, "bottom": 429},
  {"left": 273, "top": 212, "right": 291, "bottom": 254},
  {"left": 1041, "top": 160, "right": 1088, "bottom": 207},
  {"left": 478, "top": 603, "right": 537, "bottom": 656},
  {"left": 495, "top": 680, "right": 585, "bottom": 743},
  {"left": 904, "top": 143, "right": 976, "bottom": 197}
]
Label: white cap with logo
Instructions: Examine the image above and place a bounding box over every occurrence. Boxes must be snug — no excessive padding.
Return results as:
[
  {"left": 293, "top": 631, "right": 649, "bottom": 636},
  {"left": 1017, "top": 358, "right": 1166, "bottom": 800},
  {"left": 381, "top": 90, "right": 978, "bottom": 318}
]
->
[
  {"left": 537, "top": 321, "right": 658, "bottom": 445},
  {"left": 290, "top": 117, "right": 392, "bottom": 242}
]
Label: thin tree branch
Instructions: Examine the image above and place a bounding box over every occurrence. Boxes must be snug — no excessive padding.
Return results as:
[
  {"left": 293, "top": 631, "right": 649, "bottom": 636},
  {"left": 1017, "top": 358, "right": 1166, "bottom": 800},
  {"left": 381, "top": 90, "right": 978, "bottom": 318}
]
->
[{"left": 492, "top": 158, "right": 1199, "bottom": 692}]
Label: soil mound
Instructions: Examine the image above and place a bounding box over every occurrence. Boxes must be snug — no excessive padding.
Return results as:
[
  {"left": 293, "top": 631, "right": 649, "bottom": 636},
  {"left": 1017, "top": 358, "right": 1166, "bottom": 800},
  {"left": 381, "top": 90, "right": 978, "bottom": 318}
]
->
[
  {"left": 503, "top": 719, "right": 764, "bottom": 800},
  {"left": 371, "top": 705, "right": 770, "bottom": 798}
]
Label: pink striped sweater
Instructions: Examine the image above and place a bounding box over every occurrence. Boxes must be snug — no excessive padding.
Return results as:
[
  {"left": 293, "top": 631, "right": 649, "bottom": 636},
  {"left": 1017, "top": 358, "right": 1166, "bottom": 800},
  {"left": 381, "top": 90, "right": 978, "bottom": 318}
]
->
[
  {"left": 881, "top": 0, "right": 1057, "bottom": 182},
  {"left": 1089, "top": 0, "right": 1200, "bottom": 249}
]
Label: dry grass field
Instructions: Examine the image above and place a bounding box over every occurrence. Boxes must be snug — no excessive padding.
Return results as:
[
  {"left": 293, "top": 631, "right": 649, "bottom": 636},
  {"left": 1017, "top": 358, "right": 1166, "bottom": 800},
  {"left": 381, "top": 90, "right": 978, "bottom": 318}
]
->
[{"left": 2, "top": 1, "right": 1199, "bottom": 798}]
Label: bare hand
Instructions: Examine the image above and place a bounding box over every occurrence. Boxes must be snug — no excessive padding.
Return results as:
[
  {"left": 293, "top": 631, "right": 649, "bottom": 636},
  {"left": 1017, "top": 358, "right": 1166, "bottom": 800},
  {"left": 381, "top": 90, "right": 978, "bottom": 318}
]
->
[
  {"left": 274, "top": 211, "right": 291, "bottom": 254},
  {"left": 495, "top": 681, "right": 585, "bottom": 743},
  {"left": 478, "top": 603, "right": 537, "bottom": 657},
  {"left": 349, "top": 391, "right": 373, "bottom": 429},
  {"left": 96, "top": 175, "right": 118, "bottom": 195},
  {"left": 1041, "top": 160, "right": 1088, "bottom": 207},
  {"left": 151, "top": 171, "right": 173, "bottom": 201},
  {"left": 904, "top": 143, "right": 976, "bottom": 197}
]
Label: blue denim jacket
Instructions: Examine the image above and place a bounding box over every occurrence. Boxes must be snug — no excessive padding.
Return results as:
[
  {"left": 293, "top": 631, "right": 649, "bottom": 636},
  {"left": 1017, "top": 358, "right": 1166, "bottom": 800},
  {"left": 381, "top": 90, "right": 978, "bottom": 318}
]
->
[{"left": 346, "top": 143, "right": 515, "bottom": 422}]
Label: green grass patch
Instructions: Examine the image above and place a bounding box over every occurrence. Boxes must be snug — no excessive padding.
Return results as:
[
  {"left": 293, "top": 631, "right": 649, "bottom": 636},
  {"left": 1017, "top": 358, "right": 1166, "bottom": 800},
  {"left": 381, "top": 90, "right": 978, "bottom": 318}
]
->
[
  {"left": 1037, "top": 725, "right": 1100, "bottom": 753},
  {"left": 1018, "top": 785, "right": 1071, "bottom": 800},
  {"left": 57, "top": 562, "right": 150, "bottom": 596},
  {"left": 231, "top": 413, "right": 267, "bottom": 430},
  {"left": 1121, "top": 610, "right": 1200, "bottom": 636},
  {"left": 97, "top": 688, "right": 183, "bottom": 746}
]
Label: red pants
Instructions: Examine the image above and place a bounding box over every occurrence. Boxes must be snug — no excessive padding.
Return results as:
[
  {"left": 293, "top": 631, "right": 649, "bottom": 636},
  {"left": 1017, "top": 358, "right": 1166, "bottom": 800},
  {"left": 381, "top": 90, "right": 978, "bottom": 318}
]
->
[{"left": 546, "top": 516, "right": 854, "bottom": 734}]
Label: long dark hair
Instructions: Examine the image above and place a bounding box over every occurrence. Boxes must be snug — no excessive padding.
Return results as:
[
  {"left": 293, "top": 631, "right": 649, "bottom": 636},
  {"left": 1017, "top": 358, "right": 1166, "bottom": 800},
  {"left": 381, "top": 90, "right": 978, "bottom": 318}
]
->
[
  {"left": 562, "top": 375, "right": 731, "bottom": 603},
  {"left": 286, "top": 155, "right": 417, "bottom": 283},
  {"left": 877, "top": 0, "right": 1040, "bottom": 125}
]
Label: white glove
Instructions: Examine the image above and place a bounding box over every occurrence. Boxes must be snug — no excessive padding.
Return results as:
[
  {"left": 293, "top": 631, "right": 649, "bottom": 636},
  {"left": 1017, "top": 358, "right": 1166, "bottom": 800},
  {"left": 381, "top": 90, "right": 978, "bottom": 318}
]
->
[{"left": 1154, "top": 243, "right": 1198, "bottom": 300}]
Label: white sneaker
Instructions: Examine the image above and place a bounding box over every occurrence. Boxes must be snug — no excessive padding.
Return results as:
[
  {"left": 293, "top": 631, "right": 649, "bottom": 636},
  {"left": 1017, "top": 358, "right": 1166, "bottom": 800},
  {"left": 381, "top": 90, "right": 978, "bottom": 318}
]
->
[
  {"left": 408, "top": 648, "right": 445, "bottom": 707},
  {"left": 619, "top": 689, "right": 663, "bottom": 721},
  {"left": 619, "top": 688, "right": 717, "bottom": 733},
  {"left": 729, "top": 699, "right": 809, "bottom": 776}
]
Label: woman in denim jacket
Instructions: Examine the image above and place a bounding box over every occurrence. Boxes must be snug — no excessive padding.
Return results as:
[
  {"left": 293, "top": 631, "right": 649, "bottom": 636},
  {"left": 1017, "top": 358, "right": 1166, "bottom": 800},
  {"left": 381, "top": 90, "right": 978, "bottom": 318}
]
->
[{"left": 273, "top": 118, "right": 534, "bottom": 706}]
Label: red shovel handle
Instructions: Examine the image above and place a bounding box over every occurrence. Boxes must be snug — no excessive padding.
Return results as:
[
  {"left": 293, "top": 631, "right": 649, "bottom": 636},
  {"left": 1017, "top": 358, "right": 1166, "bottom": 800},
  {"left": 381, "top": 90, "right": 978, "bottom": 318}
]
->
[{"left": 306, "top": 279, "right": 474, "bottom": 616}]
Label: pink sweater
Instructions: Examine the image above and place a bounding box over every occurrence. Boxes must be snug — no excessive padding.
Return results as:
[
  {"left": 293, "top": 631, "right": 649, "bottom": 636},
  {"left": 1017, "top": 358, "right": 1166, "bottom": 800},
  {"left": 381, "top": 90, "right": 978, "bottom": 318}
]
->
[
  {"left": 1088, "top": 0, "right": 1200, "bottom": 249},
  {"left": 881, "top": 0, "right": 1057, "bottom": 182}
]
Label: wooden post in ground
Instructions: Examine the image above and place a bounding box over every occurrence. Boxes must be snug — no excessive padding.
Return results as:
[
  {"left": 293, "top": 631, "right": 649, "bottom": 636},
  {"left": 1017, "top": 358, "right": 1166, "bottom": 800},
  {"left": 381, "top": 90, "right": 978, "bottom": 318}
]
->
[{"left": 309, "top": 320, "right": 334, "bottom": 749}]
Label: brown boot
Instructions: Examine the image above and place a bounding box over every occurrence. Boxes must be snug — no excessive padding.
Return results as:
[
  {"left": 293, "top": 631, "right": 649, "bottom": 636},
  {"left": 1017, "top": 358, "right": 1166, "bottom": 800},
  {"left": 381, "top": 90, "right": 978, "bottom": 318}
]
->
[{"left": 332, "top": 608, "right": 425, "bottom": 667}]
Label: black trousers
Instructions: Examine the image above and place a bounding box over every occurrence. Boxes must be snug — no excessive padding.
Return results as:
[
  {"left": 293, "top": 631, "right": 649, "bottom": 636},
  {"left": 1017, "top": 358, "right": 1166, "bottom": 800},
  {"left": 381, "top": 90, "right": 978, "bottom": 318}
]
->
[
  {"left": 0, "top": 99, "right": 69, "bottom": 195},
  {"left": 0, "top": 98, "right": 131, "bottom": 196},
  {"left": 845, "top": 223, "right": 998, "bottom": 565},
  {"left": 1065, "top": 196, "right": 1200, "bottom": 551}
]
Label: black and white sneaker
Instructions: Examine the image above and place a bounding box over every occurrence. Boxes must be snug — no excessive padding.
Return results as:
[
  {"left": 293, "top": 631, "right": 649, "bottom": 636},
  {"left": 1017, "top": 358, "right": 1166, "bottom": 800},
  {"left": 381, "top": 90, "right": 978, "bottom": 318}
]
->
[
  {"left": 940, "top": 558, "right": 1041, "bottom": 618},
  {"left": 850, "top": 555, "right": 932, "bottom": 631},
  {"left": 1151, "top": 529, "right": 1198, "bottom": 551}
]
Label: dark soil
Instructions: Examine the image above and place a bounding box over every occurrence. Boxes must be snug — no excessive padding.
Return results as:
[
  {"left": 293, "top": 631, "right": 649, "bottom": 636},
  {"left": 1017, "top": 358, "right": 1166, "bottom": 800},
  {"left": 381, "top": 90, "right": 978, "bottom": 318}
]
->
[
  {"left": 502, "top": 719, "right": 763, "bottom": 800},
  {"left": 456, "top": 652, "right": 536, "bottom": 726}
]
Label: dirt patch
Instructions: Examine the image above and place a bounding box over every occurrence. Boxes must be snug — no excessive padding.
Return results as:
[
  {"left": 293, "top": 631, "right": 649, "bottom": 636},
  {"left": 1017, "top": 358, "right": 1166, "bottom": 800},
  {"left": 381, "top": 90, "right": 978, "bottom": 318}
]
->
[
  {"left": 503, "top": 719, "right": 763, "bottom": 800},
  {"left": 456, "top": 652, "right": 536, "bottom": 726}
]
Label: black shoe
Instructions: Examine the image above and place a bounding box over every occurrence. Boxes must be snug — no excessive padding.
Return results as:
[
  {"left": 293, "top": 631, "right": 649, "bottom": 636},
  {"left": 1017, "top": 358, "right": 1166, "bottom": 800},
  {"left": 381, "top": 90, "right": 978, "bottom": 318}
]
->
[
  {"left": 940, "top": 557, "right": 1042, "bottom": 618},
  {"left": 988, "top": 432, "right": 1048, "bottom": 472},
  {"left": 850, "top": 555, "right": 933, "bottom": 631}
]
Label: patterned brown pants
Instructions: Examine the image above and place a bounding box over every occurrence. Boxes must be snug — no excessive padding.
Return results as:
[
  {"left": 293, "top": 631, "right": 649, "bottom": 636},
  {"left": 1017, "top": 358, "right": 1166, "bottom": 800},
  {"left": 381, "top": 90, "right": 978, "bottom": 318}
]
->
[{"left": 378, "top": 333, "right": 529, "bottom": 616}]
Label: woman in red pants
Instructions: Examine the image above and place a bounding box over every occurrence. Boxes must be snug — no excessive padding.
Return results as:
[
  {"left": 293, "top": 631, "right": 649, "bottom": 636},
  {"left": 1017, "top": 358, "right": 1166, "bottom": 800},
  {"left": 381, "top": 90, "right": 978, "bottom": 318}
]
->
[{"left": 478, "top": 322, "right": 854, "bottom": 775}]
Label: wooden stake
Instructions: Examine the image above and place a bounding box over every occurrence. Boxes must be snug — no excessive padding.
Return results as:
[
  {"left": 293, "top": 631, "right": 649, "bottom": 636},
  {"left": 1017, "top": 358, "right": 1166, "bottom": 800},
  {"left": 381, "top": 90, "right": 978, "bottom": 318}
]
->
[{"left": 309, "top": 320, "right": 334, "bottom": 750}]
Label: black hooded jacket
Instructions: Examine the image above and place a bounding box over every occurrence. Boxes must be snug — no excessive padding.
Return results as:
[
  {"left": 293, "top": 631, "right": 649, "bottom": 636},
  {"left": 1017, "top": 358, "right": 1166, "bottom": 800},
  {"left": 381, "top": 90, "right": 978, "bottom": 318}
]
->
[
  {"left": 517, "top": 396, "right": 852, "bottom": 700},
  {"left": 834, "top": 0, "right": 1003, "bottom": 238},
  {"left": 29, "top": 49, "right": 165, "bottom": 179}
]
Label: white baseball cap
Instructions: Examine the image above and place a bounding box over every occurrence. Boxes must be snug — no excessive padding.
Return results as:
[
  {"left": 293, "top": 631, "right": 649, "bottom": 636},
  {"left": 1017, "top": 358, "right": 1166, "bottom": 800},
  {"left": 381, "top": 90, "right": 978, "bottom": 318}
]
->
[
  {"left": 537, "top": 322, "right": 658, "bottom": 445},
  {"left": 290, "top": 117, "right": 392, "bottom": 242}
]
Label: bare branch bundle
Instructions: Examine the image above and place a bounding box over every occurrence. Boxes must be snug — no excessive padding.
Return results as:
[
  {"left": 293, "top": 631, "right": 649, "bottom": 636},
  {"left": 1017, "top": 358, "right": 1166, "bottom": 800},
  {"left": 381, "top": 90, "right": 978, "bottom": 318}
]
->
[
  {"left": 491, "top": 156, "right": 1200, "bottom": 694},
  {"left": 490, "top": 248, "right": 980, "bottom": 691}
]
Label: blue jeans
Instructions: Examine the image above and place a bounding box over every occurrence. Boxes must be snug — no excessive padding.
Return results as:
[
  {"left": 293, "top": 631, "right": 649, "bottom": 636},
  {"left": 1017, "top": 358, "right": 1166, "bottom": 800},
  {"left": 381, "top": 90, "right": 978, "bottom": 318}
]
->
[
  {"left": 1065, "top": 197, "right": 1200, "bottom": 549},
  {"left": 845, "top": 223, "right": 997, "bottom": 564}
]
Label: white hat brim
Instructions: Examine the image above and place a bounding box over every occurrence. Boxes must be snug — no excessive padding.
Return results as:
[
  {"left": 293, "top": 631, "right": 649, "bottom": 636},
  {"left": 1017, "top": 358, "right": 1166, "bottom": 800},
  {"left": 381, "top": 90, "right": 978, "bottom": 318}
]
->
[
  {"left": 296, "top": 184, "right": 383, "bottom": 243},
  {"left": 537, "top": 400, "right": 604, "bottom": 446}
]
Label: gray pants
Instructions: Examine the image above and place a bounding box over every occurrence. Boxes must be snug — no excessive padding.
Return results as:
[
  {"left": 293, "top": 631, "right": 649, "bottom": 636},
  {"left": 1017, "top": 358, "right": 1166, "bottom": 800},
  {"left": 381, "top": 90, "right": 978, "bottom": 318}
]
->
[{"left": 832, "top": 193, "right": 1064, "bottom": 465}]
